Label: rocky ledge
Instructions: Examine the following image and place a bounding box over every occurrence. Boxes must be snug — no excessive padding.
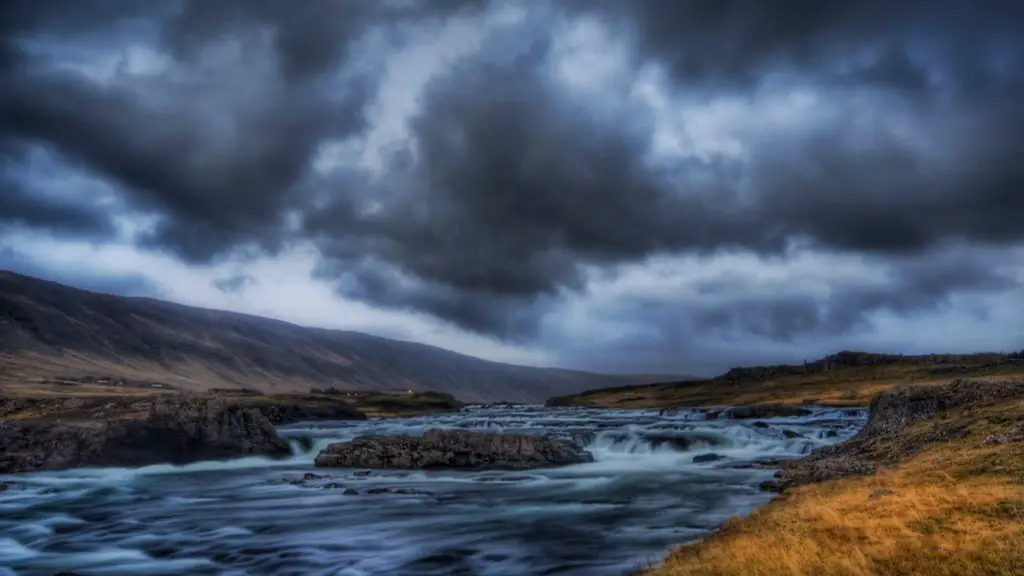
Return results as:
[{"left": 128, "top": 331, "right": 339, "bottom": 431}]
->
[
  {"left": 232, "top": 394, "right": 367, "bottom": 424},
  {"left": 0, "top": 397, "right": 295, "bottom": 474},
  {"left": 761, "top": 378, "right": 1024, "bottom": 491},
  {"left": 314, "top": 429, "right": 593, "bottom": 470}
]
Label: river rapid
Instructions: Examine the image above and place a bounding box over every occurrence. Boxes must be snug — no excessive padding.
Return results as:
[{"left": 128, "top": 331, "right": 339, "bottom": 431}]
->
[{"left": 0, "top": 404, "right": 866, "bottom": 576}]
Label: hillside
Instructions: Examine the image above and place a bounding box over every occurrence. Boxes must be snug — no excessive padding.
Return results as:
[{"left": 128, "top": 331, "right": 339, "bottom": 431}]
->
[
  {"left": 0, "top": 271, "right": 655, "bottom": 403},
  {"left": 548, "top": 350, "right": 1024, "bottom": 408}
]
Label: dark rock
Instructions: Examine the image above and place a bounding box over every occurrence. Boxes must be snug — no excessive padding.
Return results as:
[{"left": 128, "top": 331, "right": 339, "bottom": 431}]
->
[
  {"left": 726, "top": 457, "right": 794, "bottom": 470},
  {"left": 825, "top": 430, "right": 840, "bottom": 438},
  {"left": 343, "top": 488, "right": 359, "bottom": 495},
  {"left": 704, "top": 410, "right": 722, "bottom": 420},
  {"left": 724, "top": 405, "right": 812, "bottom": 420},
  {"left": 315, "top": 429, "right": 593, "bottom": 470},
  {"left": 692, "top": 453, "right": 726, "bottom": 463},
  {"left": 859, "top": 379, "right": 1024, "bottom": 439},
  {"left": 782, "top": 429, "right": 804, "bottom": 439},
  {"left": 0, "top": 483, "right": 8, "bottom": 492},
  {"left": 764, "top": 379, "right": 1024, "bottom": 492},
  {"left": 243, "top": 397, "right": 366, "bottom": 425},
  {"left": 869, "top": 488, "right": 895, "bottom": 500},
  {"left": 354, "top": 470, "right": 373, "bottom": 477},
  {"left": 751, "top": 421, "right": 770, "bottom": 428},
  {"left": 641, "top": 433, "right": 724, "bottom": 451},
  {"left": 289, "top": 472, "right": 326, "bottom": 485},
  {"left": 0, "top": 397, "right": 291, "bottom": 474},
  {"left": 366, "top": 487, "right": 433, "bottom": 496}
]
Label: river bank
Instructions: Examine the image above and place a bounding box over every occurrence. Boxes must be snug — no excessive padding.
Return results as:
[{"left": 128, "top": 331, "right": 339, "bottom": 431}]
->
[{"left": 645, "top": 378, "right": 1024, "bottom": 576}]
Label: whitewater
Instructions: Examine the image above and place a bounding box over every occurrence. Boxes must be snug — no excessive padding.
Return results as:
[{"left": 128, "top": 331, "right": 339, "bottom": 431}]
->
[{"left": 0, "top": 404, "right": 866, "bottom": 576}]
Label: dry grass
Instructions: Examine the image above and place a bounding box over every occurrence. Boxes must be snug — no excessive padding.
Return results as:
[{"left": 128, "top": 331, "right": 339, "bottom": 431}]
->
[
  {"left": 648, "top": 397, "right": 1024, "bottom": 576},
  {"left": 351, "top": 392, "right": 462, "bottom": 418},
  {"left": 559, "top": 363, "right": 1024, "bottom": 409}
]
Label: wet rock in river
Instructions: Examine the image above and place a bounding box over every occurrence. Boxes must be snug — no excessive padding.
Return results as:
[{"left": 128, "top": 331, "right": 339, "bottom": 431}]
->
[
  {"left": 314, "top": 429, "right": 593, "bottom": 470},
  {"left": 692, "top": 453, "right": 726, "bottom": 464},
  {"left": 366, "top": 487, "right": 433, "bottom": 496},
  {"left": 0, "top": 397, "right": 292, "bottom": 474}
]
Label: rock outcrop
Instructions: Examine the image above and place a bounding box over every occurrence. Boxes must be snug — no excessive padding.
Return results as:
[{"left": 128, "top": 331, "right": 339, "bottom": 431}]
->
[
  {"left": 314, "top": 429, "right": 593, "bottom": 470},
  {"left": 720, "top": 405, "right": 812, "bottom": 420},
  {"left": 0, "top": 397, "right": 292, "bottom": 474},
  {"left": 762, "top": 379, "right": 1024, "bottom": 492},
  {"left": 236, "top": 395, "right": 367, "bottom": 424}
]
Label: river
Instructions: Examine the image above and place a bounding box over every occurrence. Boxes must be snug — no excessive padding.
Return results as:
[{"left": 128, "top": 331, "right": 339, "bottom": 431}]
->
[{"left": 0, "top": 404, "right": 865, "bottom": 576}]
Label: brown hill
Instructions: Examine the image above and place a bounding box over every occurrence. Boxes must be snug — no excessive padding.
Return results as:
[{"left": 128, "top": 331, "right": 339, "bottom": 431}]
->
[
  {"left": 547, "top": 350, "right": 1024, "bottom": 408},
  {"left": 0, "top": 271, "right": 666, "bottom": 403}
]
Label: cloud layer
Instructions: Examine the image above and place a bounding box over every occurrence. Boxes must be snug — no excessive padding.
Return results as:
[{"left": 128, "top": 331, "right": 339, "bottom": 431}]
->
[{"left": 3, "top": 0, "right": 1022, "bottom": 374}]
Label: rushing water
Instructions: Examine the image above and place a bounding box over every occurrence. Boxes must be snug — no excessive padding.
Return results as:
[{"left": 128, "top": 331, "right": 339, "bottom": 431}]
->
[{"left": 0, "top": 405, "right": 866, "bottom": 576}]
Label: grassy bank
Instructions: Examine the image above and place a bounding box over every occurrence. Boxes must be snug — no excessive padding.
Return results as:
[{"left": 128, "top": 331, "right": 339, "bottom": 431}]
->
[
  {"left": 344, "top": 391, "right": 463, "bottom": 418},
  {"left": 646, "top": 378, "right": 1024, "bottom": 576},
  {"left": 0, "top": 387, "right": 462, "bottom": 422},
  {"left": 549, "top": 351, "right": 1024, "bottom": 409}
]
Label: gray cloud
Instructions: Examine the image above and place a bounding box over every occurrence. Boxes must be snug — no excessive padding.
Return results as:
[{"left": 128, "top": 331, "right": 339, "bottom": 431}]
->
[
  {"left": 2, "top": 0, "right": 1022, "bottom": 352},
  {"left": 560, "top": 249, "right": 1022, "bottom": 375},
  {"left": 213, "top": 273, "right": 256, "bottom": 294},
  {"left": 0, "top": 247, "right": 161, "bottom": 298}
]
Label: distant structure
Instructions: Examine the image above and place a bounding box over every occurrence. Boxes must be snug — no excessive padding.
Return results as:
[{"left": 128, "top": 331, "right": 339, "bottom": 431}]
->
[{"left": 383, "top": 387, "right": 416, "bottom": 395}]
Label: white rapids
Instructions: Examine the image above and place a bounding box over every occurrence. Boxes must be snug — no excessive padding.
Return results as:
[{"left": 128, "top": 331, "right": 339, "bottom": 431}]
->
[{"left": 0, "top": 404, "right": 866, "bottom": 576}]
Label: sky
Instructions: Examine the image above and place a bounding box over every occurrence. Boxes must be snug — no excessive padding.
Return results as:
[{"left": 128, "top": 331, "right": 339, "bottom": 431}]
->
[{"left": 2, "top": 0, "right": 1023, "bottom": 376}]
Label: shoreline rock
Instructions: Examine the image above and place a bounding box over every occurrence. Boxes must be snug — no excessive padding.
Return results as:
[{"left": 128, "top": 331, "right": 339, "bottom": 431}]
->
[
  {"left": 315, "top": 429, "right": 594, "bottom": 470},
  {"left": 0, "top": 397, "right": 293, "bottom": 474},
  {"left": 761, "top": 379, "right": 1024, "bottom": 492}
]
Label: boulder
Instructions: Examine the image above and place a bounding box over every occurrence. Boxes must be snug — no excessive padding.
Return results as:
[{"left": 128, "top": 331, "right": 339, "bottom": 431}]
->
[
  {"left": 692, "top": 453, "right": 726, "bottom": 463},
  {"left": 314, "top": 429, "right": 593, "bottom": 470},
  {"left": 0, "top": 397, "right": 291, "bottom": 474}
]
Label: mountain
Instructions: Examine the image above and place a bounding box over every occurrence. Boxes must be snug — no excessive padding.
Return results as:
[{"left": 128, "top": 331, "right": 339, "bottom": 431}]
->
[{"left": 0, "top": 271, "right": 668, "bottom": 403}]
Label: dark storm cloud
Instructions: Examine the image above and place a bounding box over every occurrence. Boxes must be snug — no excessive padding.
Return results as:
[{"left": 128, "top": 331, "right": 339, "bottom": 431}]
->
[
  {"left": 0, "top": 141, "right": 117, "bottom": 238},
  {"left": 2, "top": 0, "right": 1023, "bottom": 343},
  {"left": 1, "top": 0, "right": 484, "bottom": 262},
  {"left": 0, "top": 183, "right": 116, "bottom": 239},
  {"left": 303, "top": 3, "right": 1024, "bottom": 335},
  {"left": 579, "top": 0, "right": 1024, "bottom": 90}
]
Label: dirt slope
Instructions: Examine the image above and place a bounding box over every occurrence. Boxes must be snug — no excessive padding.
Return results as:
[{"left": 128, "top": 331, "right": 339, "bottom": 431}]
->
[{"left": 0, "top": 271, "right": 662, "bottom": 403}]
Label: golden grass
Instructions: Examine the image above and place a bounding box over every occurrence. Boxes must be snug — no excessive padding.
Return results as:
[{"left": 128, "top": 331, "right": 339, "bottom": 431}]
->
[
  {"left": 648, "top": 398, "right": 1024, "bottom": 576},
  {"left": 561, "top": 363, "right": 1024, "bottom": 409},
  {"left": 351, "top": 392, "right": 462, "bottom": 418}
]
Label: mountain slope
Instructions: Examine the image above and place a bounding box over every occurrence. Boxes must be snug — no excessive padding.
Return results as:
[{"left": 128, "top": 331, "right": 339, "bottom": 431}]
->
[{"left": 0, "top": 271, "right": 656, "bottom": 403}]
